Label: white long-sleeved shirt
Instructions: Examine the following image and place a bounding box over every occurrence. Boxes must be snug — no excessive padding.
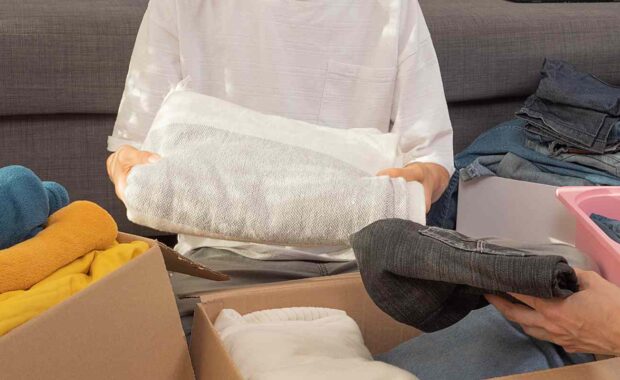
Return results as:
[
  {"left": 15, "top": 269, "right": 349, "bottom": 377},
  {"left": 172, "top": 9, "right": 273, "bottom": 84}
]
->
[{"left": 110, "top": 0, "right": 454, "bottom": 260}]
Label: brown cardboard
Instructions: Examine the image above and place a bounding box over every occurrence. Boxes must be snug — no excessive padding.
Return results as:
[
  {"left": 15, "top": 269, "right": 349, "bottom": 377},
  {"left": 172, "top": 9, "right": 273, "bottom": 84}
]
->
[
  {"left": 0, "top": 232, "right": 217, "bottom": 380},
  {"left": 457, "top": 177, "right": 576, "bottom": 245},
  {"left": 190, "top": 273, "right": 420, "bottom": 380},
  {"left": 157, "top": 241, "right": 229, "bottom": 281},
  {"left": 190, "top": 273, "right": 620, "bottom": 380}
]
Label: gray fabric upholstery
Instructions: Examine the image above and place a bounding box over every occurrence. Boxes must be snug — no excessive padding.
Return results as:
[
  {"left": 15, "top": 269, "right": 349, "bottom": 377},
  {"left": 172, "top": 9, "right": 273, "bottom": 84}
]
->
[
  {"left": 420, "top": 0, "right": 620, "bottom": 103},
  {"left": 1, "top": 0, "right": 619, "bottom": 235},
  {"left": 449, "top": 98, "right": 526, "bottom": 153},
  {"left": 0, "top": 0, "right": 147, "bottom": 116},
  {"left": 0, "top": 114, "right": 155, "bottom": 236}
]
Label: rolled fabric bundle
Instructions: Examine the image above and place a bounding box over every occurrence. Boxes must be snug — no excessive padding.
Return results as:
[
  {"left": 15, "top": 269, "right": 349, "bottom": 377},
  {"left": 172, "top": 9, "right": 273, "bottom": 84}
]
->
[
  {"left": 0, "top": 201, "right": 118, "bottom": 293},
  {"left": 350, "top": 219, "right": 579, "bottom": 332},
  {"left": 124, "top": 89, "right": 426, "bottom": 247},
  {"left": 0, "top": 165, "right": 70, "bottom": 249}
]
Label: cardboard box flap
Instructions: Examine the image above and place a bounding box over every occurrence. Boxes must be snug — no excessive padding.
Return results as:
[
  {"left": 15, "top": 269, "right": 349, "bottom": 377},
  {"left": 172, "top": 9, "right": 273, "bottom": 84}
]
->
[
  {"left": 117, "top": 232, "right": 228, "bottom": 281},
  {"left": 157, "top": 242, "right": 230, "bottom": 281}
]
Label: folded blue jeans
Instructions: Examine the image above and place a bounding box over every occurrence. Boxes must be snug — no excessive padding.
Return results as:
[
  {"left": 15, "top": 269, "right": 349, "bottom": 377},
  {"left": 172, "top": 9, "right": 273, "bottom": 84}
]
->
[
  {"left": 427, "top": 120, "right": 620, "bottom": 229},
  {"left": 526, "top": 138, "right": 620, "bottom": 178},
  {"left": 518, "top": 96, "right": 618, "bottom": 154},
  {"left": 536, "top": 59, "right": 620, "bottom": 116},
  {"left": 516, "top": 59, "right": 620, "bottom": 154},
  {"left": 591, "top": 214, "right": 620, "bottom": 243},
  {"left": 460, "top": 153, "right": 594, "bottom": 187}
]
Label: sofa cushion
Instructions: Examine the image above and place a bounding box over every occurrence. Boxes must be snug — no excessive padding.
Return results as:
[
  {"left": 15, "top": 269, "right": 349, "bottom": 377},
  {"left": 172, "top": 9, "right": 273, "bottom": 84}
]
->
[
  {"left": 420, "top": 0, "right": 620, "bottom": 103},
  {"left": 0, "top": 0, "right": 147, "bottom": 116}
]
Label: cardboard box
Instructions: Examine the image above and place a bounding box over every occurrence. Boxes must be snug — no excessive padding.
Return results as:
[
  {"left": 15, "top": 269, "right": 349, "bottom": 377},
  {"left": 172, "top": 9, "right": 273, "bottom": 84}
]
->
[
  {"left": 0, "top": 232, "right": 227, "bottom": 380},
  {"left": 189, "top": 273, "right": 620, "bottom": 380},
  {"left": 457, "top": 177, "right": 576, "bottom": 245}
]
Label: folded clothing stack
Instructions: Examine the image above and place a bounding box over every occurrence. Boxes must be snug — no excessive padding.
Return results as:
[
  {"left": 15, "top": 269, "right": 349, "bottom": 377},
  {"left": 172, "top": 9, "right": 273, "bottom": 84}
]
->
[
  {"left": 214, "top": 307, "right": 417, "bottom": 380},
  {"left": 591, "top": 213, "right": 620, "bottom": 243},
  {"left": 0, "top": 201, "right": 119, "bottom": 293},
  {"left": 0, "top": 240, "right": 148, "bottom": 336},
  {"left": 518, "top": 59, "right": 620, "bottom": 155},
  {"left": 125, "top": 89, "right": 426, "bottom": 247},
  {"left": 428, "top": 60, "right": 620, "bottom": 229},
  {"left": 0, "top": 165, "right": 149, "bottom": 335},
  {"left": 351, "top": 219, "right": 582, "bottom": 332}
]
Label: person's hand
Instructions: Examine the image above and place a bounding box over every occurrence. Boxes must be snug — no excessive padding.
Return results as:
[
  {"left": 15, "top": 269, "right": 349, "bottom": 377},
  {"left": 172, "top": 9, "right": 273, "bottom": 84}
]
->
[
  {"left": 486, "top": 269, "right": 620, "bottom": 355},
  {"left": 106, "top": 145, "right": 160, "bottom": 202},
  {"left": 377, "top": 162, "right": 449, "bottom": 212}
]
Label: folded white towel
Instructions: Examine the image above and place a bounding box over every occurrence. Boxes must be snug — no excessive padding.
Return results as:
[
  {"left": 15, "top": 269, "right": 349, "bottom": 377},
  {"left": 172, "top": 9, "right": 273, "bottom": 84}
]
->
[
  {"left": 214, "top": 307, "right": 418, "bottom": 380},
  {"left": 125, "top": 89, "right": 426, "bottom": 246}
]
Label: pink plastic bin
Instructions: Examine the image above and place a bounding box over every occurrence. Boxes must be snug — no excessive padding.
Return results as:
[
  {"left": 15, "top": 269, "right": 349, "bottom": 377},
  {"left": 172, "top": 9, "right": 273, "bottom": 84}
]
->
[{"left": 557, "top": 187, "right": 620, "bottom": 285}]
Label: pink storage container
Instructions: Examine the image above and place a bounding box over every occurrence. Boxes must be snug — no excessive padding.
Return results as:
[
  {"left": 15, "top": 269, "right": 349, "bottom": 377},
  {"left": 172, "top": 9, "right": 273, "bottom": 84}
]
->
[{"left": 557, "top": 187, "right": 620, "bottom": 285}]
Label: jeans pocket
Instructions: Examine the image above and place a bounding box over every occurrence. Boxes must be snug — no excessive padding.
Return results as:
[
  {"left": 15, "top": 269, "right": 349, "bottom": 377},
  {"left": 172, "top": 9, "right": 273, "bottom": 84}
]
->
[{"left": 419, "top": 227, "right": 528, "bottom": 257}]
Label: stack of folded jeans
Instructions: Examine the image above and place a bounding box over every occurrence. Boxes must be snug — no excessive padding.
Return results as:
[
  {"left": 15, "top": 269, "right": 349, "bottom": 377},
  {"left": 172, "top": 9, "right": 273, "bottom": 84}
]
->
[
  {"left": 428, "top": 60, "right": 620, "bottom": 229},
  {"left": 517, "top": 59, "right": 620, "bottom": 156}
]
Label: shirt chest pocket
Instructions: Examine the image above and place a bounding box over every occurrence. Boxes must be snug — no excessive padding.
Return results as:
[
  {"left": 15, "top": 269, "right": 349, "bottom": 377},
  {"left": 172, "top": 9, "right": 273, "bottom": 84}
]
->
[{"left": 318, "top": 60, "right": 397, "bottom": 130}]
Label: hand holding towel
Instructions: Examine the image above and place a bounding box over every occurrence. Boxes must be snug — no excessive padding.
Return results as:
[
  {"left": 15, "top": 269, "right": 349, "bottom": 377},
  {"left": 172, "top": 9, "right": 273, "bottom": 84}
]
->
[
  {"left": 124, "top": 90, "right": 426, "bottom": 247},
  {"left": 0, "top": 166, "right": 70, "bottom": 249},
  {"left": 0, "top": 201, "right": 118, "bottom": 293},
  {"left": 214, "top": 307, "right": 418, "bottom": 380}
]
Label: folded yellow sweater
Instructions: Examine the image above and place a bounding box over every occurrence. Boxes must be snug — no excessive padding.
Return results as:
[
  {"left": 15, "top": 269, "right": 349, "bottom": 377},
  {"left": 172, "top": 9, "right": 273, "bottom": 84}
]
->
[
  {"left": 0, "top": 201, "right": 118, "bottom": 293},
  {"left": 0, "top": 241, "right": 149, "bottom": 336}
]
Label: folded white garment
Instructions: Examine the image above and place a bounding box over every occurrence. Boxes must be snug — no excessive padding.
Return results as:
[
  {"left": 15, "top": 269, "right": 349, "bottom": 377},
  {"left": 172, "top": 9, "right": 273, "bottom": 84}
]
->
[
  {"left": 214, "top": 307, "right": 418, "bottom": 380},
  {"left": 125, "top": 89, "right": 426, "bottom": 247}
]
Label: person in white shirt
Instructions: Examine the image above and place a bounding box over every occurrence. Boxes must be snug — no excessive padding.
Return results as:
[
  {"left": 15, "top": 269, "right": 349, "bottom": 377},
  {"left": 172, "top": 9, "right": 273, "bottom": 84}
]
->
[{"left": 106, "top": 0, "right": 453, "bottom": 333}]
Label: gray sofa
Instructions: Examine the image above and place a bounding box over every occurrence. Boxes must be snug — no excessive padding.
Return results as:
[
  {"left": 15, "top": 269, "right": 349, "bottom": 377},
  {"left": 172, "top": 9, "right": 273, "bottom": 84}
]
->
[{"left": 1, "top": 0, "right": 619, "bottom": 236}]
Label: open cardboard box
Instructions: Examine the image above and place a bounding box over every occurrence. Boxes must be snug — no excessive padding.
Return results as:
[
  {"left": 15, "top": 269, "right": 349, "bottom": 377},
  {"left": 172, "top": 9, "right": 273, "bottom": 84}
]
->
[
  {"left": 0, "top": 232, "right": 228, "bottom": 380},
  {"left": 189, "top": 273, "right": 620, "bottom": 380}
]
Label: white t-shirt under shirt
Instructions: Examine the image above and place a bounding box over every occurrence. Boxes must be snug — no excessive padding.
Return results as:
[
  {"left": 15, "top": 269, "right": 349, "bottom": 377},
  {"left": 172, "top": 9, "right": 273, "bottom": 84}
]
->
[{"left": 109, "top": 0, "right": 454, "bottom": 261}]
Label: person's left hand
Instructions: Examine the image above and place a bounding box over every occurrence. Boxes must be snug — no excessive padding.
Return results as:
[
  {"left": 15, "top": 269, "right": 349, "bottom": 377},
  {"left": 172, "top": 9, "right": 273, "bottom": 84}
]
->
[
  {"left": 486, "top": 269, "right": 620, "bottom": 355},
  {"left": 377, "top": 162, "right": 449, "bottom": 212}
]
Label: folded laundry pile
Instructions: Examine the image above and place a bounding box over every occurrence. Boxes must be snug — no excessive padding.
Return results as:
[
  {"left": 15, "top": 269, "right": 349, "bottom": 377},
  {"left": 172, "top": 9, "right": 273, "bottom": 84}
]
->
[
  {"left": 350, "top": 219, "right": 582, "bottom": 332},
  {"left": 591, "top": 213, "right": 620, "bottom": 243},
  {"left": 517, "top": 59, "right": 620, "bottom": 155},
  {"left": 0, "top": 165, "right": 149, "bottom": 335},
  {"left": 428, "top": 60, "right": 620, "bottom": 229},
  {"left": 0, "top": 165, "right": 69, "bottom": 249},
  {"left": 0, "top": 241, "right": 148, "bottom": 336},
  {"left": 124, "top": 89, "right": 426, "bottom": 247},
  {"left": 0, "top": 200, "right": 118, "bottom": 293},
  {"left": 214, "top": 307, "right": 417, "bottom": 380}
]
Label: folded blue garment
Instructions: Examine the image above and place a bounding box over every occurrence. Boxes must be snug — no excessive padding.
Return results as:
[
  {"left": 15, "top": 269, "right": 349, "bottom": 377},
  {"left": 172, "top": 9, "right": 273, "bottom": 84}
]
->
[
  {"left": 0, "top": 166, "right": 70, "bottom": 249},
  {"left": 591, "top": 214, "right": 620, "bottom": 243}
]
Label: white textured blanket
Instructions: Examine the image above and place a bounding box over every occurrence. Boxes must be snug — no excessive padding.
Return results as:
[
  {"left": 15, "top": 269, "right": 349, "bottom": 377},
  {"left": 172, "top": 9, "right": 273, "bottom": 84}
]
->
[
  {"left": 125, "top": 89, "right": 425, "bottom": 246},
  {"left": 214, "top": 307, "right": 418, "bottom": 380}
]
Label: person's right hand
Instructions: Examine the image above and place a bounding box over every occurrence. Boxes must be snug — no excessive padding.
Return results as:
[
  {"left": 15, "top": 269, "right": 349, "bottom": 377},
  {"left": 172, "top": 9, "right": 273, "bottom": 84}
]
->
[
  {"left": 487, "top": 269, "right": 620, "bottom": 355},
  {"left": 106, "top": 145, "right": 160, "bottom": 202}
]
